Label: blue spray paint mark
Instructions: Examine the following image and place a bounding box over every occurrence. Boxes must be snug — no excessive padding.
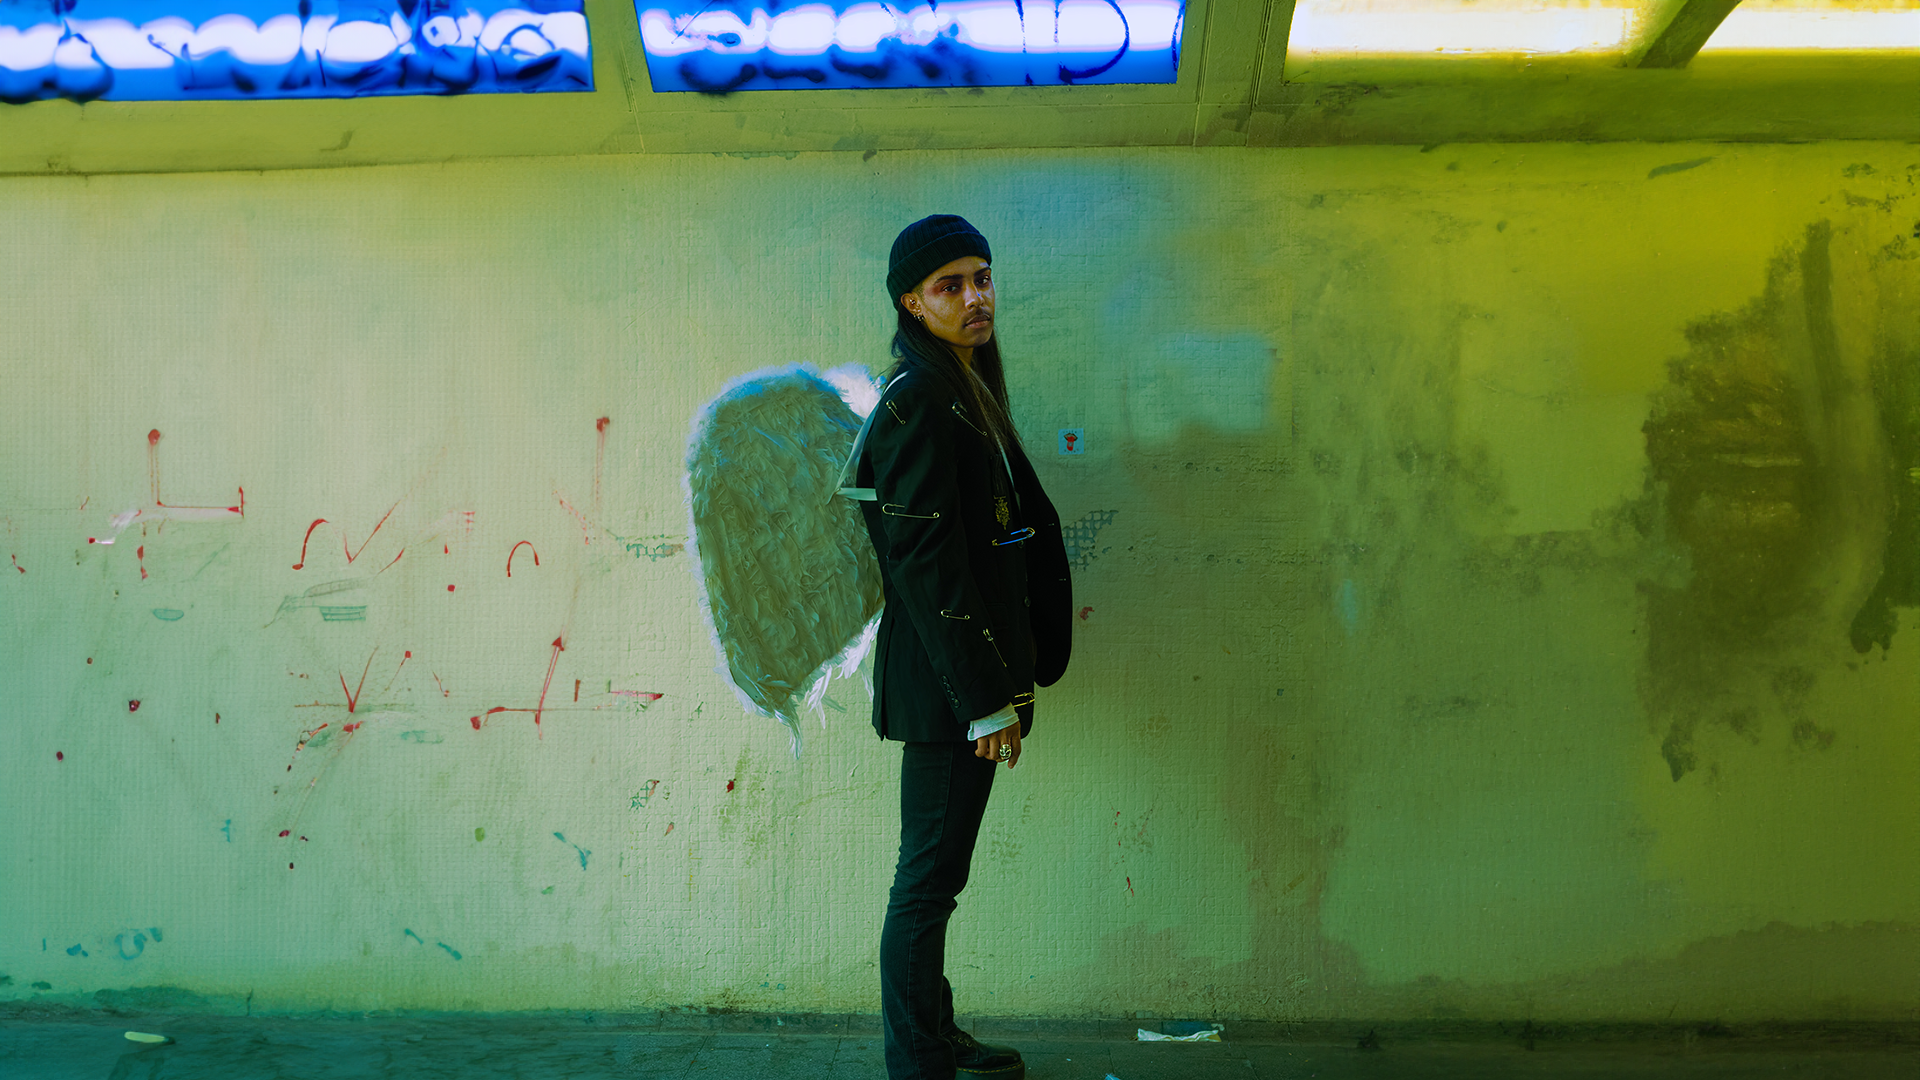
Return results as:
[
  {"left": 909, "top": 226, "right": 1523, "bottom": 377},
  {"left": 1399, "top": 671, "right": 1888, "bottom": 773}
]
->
[
  {"left": 403, "top": 929, "right": 425, "bottom": 945},
  {"left": 65, "top": 943, "right": 87, "bottom": 957},
  {"left": 1336, "top": 579, "right": 1360, "bottom": 634},
  {"left": 0, "top": 0, "right": 593, "bottom": 104},
  {"left": 554, "top": 831, "right": 590, "bottom": 870},
  {"left": 222, "top": 819, "right": 232, "bottom": 842},
  {"left": 115, "top": 931, "right": 147, "bottom": 960},
  {"left": 152, "top": 608, "right": 185, "bottom": 621},
  {"left": 636, "top": 0, "right": 1182, "bottom": 93},
  {"left": 437, "top": 942, "right": 462, "bottom": 960},
  {"left": 1062, "top": 510, "right": 1118, "bottom": 570}
]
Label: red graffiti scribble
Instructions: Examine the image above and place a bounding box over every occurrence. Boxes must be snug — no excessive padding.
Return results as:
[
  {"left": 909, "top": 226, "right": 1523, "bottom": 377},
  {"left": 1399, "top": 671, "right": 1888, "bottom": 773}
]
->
[
  {"left": 1126, "top": 876, "right": 1134, "bottom": 897},
  {"left": 375, "top": 650, "right": 412, "bottom": 700},
  {"left": 609, "top": 690, "right": 664, "bottom": 705},
  {"left": 292, "top": 519, "right": 329, "bottom": 570},
  {"left": 56, "top": 751, "right": 63, "bottom": 760},
  {"left": 573, "top": 679, "right": 580, "bottom": 702},
  {"left": 238, "top": 487, "right": 245, "bottom": 516},
  {"left": 215, "top": 713, "right": 220, "bottom": 723},
  {"left": 433, "top": 673, "right": 449, "bottom": 698},
  {"left": 507, "top": 541, "right": 540, "bottom": 577},
  {"left": 10, "top": 554, "right": 21, "bottom": 574},
  {"left": 1078, "top": 606, "right": 1093, "bottom": 621},
  {"left": 279, "top": 830, "right": 290, "bottom": 837},
  {"left": 556, "top": 493, "right": 595, "bottom": 545},
  {"left": 136, "top": 545, "right": 147, "bottom": 580},
  {"left": 447, "top": 585, "right": 455, "bottom": 593},
  {"left": 342, "top": 722, "right": 362, "bottom": 734},
  {"left": 594, "top": 416, "right": 609, "bottom": 517},
  {"left": 79, "top": 496, "right": 89, "bottom": 512},
  {"left": 471, "top": 705, "right": 521, "bottom": 730},
  {"left": 343, "top": 502, "right": 400, "bottom": 564},
  {"left": 380, "top": 549, "right": 404, "bottom": 573},
  {"left": 534, "top": 636, "right": 564, "bottom": 731},
  {"left": 663, "top": 822, "right": 674, "bottom": 836},
  {"left": 128, "top": 700, "right": 141, "bottom": 712},
  {"left": 287, "top": 722, "right": 329, "bottom": 769},
  {"left": 726, "top": 779, "right": 735, "bottom": 793},
  {"left": 87, "top": 657, "right": 92, "bottom": 664},
  {"left": 339, "top": 650, "right": 376, "bottom": 714},
  {"left": 147, "top": 429, "right": 162, "bottom": 504},
  {"left": 468, "top": 639, "right": 565, "bottom": 734}
]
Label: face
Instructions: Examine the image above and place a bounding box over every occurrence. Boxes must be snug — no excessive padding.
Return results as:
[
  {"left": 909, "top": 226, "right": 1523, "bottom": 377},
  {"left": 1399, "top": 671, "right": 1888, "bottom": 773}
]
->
[{"left": 901, "top": 256, "right": 994, "bottom": 353}]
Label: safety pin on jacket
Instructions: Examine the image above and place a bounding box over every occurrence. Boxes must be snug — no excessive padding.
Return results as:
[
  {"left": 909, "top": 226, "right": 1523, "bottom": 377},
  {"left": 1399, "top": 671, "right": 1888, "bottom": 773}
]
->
[
  {"left": 982, "top": 627, "right": 1009, "bottom": 668},
  {"left": 950, "top": 401, "right": 989, "bottom": 436}
]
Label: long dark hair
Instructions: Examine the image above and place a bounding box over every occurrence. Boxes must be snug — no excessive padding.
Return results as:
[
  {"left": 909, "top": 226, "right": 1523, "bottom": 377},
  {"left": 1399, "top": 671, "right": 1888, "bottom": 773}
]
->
[{"left": 887, "top": 305, "right": 1023, "bottom": 456}]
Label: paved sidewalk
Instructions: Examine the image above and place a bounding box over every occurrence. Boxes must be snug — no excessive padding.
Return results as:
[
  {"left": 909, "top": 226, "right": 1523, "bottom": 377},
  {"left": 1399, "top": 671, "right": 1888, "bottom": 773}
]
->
[{"left": 2, "top": 1015, "right": 1916, "bottom": 1079}]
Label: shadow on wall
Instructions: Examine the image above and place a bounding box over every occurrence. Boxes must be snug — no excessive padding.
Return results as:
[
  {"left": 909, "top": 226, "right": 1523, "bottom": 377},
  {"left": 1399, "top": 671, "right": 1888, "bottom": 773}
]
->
[{"left": 1635, "top": 218, "right": 1920, "bottom": 782}]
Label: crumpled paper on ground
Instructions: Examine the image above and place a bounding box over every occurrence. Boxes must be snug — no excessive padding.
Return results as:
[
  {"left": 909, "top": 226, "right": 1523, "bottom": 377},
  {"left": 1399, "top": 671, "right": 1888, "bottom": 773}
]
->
[{"left": 1135, "top": 1023, "right": 1223, "bottom": 1042}]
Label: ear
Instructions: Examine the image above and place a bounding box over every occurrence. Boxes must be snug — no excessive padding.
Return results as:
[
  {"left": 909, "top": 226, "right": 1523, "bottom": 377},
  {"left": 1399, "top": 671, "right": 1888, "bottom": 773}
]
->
[{"left": 900, "top": 292, "right": 919, "bottom": 316}]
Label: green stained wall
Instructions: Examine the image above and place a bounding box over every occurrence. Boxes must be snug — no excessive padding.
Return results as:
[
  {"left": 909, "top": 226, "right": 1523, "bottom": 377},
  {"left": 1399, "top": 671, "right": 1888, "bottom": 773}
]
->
[{"left": 1, "top": 142, "right": 1915, "bottom": 1021}]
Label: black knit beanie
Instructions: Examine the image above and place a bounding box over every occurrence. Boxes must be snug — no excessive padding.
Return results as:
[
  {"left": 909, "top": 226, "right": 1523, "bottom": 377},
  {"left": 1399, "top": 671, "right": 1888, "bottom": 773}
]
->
[{"left": 887, "top": 215, "right": 991, "bottom": 308}]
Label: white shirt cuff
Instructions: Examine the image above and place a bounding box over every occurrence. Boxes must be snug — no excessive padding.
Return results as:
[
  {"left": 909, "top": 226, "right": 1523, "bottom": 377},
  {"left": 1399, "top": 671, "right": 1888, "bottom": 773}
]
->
[{"left": 967, "top": 704, "right": 1019, "bottom": 742}]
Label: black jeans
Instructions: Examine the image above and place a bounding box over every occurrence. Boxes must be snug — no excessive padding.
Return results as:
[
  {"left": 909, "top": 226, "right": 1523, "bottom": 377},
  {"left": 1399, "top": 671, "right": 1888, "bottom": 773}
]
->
[{"left": 881, "top": 740, "right": 998, "bottom": 1080}]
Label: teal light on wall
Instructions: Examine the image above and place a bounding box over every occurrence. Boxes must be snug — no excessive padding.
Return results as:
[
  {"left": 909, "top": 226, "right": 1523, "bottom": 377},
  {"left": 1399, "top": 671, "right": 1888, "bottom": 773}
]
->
[
  {"left": 0, "top": 0, "right": 591, "bottom": 103},
  {"left": 635, "top": 0, "right": 1183, "bottom": 92}
]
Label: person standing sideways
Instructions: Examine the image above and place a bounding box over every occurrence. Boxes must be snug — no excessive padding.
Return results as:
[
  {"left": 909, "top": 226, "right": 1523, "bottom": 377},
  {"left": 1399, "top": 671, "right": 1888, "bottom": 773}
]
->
[{"left": 851, "top": 215, "right": 1074, "bottom": 1080}]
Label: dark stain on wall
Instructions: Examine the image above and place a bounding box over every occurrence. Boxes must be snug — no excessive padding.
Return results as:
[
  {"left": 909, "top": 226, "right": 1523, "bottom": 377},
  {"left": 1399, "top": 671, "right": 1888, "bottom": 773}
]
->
[
  {"left": 1847, "top": 332, "right": 1920, "bottom": 654},
  {"left": 1638, "top": 222, "right": 1874, "bottom": 781}
]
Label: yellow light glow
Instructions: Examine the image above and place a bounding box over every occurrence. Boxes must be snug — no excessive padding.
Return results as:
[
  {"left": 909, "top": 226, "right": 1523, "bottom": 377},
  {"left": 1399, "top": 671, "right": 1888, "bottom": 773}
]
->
[
  {"left": 1288, "top": 0, "right": 1640, "bottom": 56},
  {"left": 1701, "top": 0, "right": 1920, "bottom": 50}
]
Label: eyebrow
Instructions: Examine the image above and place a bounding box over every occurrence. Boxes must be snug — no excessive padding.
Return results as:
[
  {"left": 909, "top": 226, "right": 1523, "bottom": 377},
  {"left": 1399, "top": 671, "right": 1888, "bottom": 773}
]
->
[{"left": 933, "top": 268, "right": 992, "bottom": 284}]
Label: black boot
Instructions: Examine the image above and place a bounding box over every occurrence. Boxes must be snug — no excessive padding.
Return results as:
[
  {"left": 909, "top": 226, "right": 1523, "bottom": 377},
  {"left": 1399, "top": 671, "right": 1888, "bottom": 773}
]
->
[{"left": 947, "top": 1029, "right": 1025, "bottom": 1079}]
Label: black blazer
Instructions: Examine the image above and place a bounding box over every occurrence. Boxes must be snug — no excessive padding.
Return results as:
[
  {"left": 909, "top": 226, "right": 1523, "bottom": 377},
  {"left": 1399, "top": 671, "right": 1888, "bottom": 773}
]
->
[{"left": 855, "top": 367, "right": 1073, "bottom": 742}]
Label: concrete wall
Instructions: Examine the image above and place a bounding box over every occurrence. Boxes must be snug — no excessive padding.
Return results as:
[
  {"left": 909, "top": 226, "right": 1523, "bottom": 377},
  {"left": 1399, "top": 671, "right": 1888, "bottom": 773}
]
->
[{"left": 2, "top": 142, "right": 1915, "bottom": 1021}]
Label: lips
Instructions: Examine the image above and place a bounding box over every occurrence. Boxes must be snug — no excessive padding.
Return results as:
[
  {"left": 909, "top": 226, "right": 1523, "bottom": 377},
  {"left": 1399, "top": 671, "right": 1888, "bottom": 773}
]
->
[{"left": 966, "top": 315, "right": 992, "bottom": 327}]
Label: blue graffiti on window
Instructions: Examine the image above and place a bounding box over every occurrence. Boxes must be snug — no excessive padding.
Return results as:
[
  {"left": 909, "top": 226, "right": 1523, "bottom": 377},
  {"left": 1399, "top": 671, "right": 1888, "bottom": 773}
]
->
[
  {"left": 0, "top": 0, "right": 591, "bottom": 103},
  {"left": 636, "top": 0, "right": 1182, "bottom": 92}
]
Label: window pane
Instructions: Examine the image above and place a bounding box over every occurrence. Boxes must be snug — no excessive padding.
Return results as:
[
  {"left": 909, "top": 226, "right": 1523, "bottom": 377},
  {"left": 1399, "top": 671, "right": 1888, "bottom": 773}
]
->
[
  {"left": 635, "top": 0, "right": 1185, "bottom": 91},
  {"left": 1701, "top": 0, "right": 1920, "bottom": 51},
  {"left": 1288, "top": 0, "right": 1639, "bottom": 57},
  {"left": 0, "top": 0, "right": 593, "bottom": 103}
]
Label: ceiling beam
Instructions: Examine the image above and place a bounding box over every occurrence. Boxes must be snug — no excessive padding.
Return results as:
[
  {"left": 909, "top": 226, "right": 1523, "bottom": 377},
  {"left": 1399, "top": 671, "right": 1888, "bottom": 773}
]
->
[
  {"left": 1628, "top": 0, "right": 1746, "bottom": 69},
  {"left": 1254, "top": 0, "right": 1299, "bottom": 105}
]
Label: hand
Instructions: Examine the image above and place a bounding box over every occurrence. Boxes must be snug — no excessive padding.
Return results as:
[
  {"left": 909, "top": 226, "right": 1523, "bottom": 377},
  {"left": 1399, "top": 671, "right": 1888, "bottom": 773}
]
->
[{"left": 976, "top": 722, "right": 1022, "bottom": 769}]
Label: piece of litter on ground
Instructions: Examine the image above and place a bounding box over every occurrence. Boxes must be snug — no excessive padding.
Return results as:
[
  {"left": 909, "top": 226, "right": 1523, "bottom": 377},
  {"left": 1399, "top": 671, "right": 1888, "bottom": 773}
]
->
[
  {"left": 1137, "top": 1024, "right": 1223, "bottom": 1042},
  {"left": 124, "top": 1031, "right": 172, "bottom": 1045}
]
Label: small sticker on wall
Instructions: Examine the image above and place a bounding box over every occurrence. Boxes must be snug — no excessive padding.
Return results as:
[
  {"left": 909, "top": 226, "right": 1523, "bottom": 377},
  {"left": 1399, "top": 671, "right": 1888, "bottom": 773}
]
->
[{"left": 1058, "top": 429, "right": 1085, "bottom": 455}]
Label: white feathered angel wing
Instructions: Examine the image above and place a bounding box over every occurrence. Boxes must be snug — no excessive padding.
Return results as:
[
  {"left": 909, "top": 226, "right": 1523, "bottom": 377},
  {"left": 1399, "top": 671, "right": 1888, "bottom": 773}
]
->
[{"left": 685, "top": 365, "right": 885, "bottom": 756}]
